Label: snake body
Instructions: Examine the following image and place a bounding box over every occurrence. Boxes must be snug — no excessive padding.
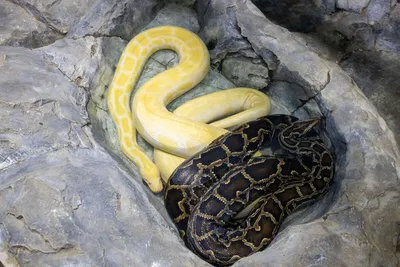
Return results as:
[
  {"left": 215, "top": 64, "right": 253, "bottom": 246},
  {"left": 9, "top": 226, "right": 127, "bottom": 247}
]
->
[
  {"left": 108, "top": 26, "right": 270, "bottom": 192},
  {"left": 165, "top": 115, "right": 334, "bottom": 266}
]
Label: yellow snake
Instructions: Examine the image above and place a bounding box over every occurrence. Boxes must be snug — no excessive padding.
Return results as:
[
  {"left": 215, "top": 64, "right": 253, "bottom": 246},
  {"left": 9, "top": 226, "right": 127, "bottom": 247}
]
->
[{"left": 107, "top": 26, "right": 271, "bottom": 192}]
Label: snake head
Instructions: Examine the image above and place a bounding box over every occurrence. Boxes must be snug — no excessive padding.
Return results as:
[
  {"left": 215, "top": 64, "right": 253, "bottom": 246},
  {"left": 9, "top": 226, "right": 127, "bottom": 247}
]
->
[
  {"left": 282, "top": 118, "right": 320, "bottom": 138},
  {"left": 278, "top": 118, "right": 321, "bottom": 153}
]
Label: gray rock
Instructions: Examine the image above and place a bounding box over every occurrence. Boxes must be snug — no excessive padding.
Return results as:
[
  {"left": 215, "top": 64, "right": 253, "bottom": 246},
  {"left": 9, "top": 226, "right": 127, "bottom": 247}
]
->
[
  {"left": 312, "top": 0, "right": 336, "bottom": 13},
  {"left": 164, "top": 0, "right": 196, "bottom": 6},
  {"left": 367, "top": 0, "right": 391, "bottom": 23},
  {"left": 317, "top": 11, "right": 368, "bottom": 40},
  {"left": 143, "top": 4, "right": 199, "bottom": 32},
  {"left": 0, "top": 1, "right": 62, "bottom": 48},
  {"left": 195, "top": 0, "right": 254, "bottom": 64},
  {"left": 251, "top": 0, "right": 326, "bottom": 32},
  {"left": 266, "top": 81, "right": 309, "bottom": 114},
  {"left": 376, "top": 4, "right": 400, "bottom": 52},
  {"left": 346, "top": 23, "right": 376, "bottom": 51},
  {"left": 1, "top": 149, "right": 209, "bottom": 267},
  {"left": 340, "top": 51, "right": 400, "bottom": 145},
  {"left": 336, "top": 0, "right": 370, "bottom": 13},
  {"left": 37, "top": 36, "right": 126, "bottom": 91},
  {"left": 291, "top": 32, "right": 346, "bottom": 62},
  {"left": 221, "top": 54, "right": 270, "bottom": 89},
  {"left": 67, "top": 0, "right": 161, "bottom": 40},
  {"left": 0, "top": 46, "right": 89, "bottom": 171},
  {"left": 8, "top": 0, "right": 97, "bottom": 34}
]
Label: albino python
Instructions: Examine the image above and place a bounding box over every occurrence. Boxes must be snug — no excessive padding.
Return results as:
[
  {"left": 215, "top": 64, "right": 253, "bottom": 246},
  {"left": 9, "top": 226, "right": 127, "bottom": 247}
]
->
[
  {"left": 165, "top": 115, "right": 334, "bottom": 265},
  {"left": 108, "top": 26, "right": 270, "bottom": 192}
]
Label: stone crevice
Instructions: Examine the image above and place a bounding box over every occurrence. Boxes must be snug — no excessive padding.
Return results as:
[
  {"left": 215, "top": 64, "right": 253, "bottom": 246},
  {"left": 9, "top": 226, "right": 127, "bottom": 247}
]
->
[
  {"left": 91, "top": 100, "right": 107, "bottom": 113},
  {"left": 290, "top": 69, "right": 331, "bottom": 114},
  {"left": 0, "top": 98, "right": 57, "bottom": 109},
  {"left": 7, "top": 212, "right": 73, "bottom": 253},
  {"left": 102, "top": 248, "right": 106, "bottom": 267},
  {"left": 40, "top": 51, "right": 88, "bottom": 91},
  {"left": 79, "top": 33, "right": 129, "bottom": 42},
  {"left": 0, "top": 145, "right": 70, "bottom": 172},
  {"left": 5, "top": 0, "right": 66, "bottom": 36},
  {"left": 11, "top": 243, "right": 75, "bottom": 255},
  {"left": 321, "top": 205, "right": 353, "bottom": 221}
]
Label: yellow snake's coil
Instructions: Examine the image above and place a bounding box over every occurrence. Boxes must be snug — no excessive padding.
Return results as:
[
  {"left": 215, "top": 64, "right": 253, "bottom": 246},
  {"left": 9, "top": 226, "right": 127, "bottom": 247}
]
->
[{"left": 108, "top": 26, "right": 271, "bottom": 192}]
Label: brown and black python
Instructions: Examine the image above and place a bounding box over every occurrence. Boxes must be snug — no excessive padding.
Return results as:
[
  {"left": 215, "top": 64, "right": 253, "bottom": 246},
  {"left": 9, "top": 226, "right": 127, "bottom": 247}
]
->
[{"left": 164, "top": 115, "right": 335, "bottom": 266}]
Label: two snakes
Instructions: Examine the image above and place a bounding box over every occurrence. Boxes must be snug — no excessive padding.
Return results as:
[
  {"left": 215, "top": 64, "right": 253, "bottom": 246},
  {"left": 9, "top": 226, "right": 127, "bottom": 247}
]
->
[{"left": 108, "top": 26, "right": 335, "bottom": 266}]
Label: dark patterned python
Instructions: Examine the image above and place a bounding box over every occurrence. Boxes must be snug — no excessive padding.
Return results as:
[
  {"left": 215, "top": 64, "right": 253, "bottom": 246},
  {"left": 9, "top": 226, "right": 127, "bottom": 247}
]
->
[{"left": 164, "top": 115, "right": 335, "bottom": 266}]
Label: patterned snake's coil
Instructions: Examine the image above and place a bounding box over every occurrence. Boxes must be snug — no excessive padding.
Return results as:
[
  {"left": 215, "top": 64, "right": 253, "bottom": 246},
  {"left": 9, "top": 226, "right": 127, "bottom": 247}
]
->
[{"left": 164, "top": 115, "right": 335, "bottom": 266}]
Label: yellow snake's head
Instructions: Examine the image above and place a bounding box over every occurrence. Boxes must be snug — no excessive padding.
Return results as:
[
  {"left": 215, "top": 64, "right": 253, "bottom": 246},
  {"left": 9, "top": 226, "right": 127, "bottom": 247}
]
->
[{"left": 142, "top": 167, "right": 163, "bottom": 193}]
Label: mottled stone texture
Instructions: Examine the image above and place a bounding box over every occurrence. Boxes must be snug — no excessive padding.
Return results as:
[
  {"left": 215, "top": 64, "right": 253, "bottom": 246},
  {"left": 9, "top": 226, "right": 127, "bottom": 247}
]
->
[{"left": 0, "top": 0, "right": 399, "bottom": 266}]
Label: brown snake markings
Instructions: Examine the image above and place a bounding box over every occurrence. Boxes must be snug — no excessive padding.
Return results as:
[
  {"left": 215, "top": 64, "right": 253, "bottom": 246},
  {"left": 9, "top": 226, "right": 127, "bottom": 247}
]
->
[{"left": 164, "top": 115, "right": 335, "bottom": 266}]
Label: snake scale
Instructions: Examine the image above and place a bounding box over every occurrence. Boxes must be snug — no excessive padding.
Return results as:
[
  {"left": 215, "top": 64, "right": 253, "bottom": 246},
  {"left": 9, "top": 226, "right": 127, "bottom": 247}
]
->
[
  {"left": 165, "top": 115, "right": 334, "bottom": 266},
  {"left": 108, "top": 26, "right": 335, "bottom": 266}
]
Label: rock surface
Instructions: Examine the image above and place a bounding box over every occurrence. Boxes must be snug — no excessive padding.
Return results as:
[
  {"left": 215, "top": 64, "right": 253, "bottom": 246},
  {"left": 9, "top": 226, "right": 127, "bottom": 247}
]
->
[
  {"left": 0, "top": 0, "right": 399, "bottom": 267},
  {"left": 0, "top": 0, "right": 63, "bottom": 48}
]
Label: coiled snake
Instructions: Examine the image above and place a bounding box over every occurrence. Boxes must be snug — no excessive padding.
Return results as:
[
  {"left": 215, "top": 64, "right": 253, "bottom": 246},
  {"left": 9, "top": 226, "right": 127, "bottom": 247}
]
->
[
  {"left": 107, "top": 26, "right": 335, "bottom": 265},
  {"left": 165, "top": 115, "right": 334, "bottom": 265}
]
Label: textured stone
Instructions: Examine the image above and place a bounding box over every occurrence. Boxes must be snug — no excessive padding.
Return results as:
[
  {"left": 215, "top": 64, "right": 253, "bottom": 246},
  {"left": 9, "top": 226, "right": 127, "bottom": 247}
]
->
[
  {"left": 251, "top": 0, "right": 326, "bottom": 32},
  {"left": 143, "top": 4, "right": 199, "bottom": 32},
  {"left": 336, "top": 0, "right": 369, "bottom": 13},
  {"left": 367, "top": 0, "right": 391, "bottom": 23},
  {"left": 163, "top": 0, "right": 196, "bottom": 6},
  {"left": 195, "top": 0, "right": 254, "bottom": 63},
  {"left": 376, "top": 4, "right": 400, "bottom": 52},
  {"left": 340, "top": 51, "right": 400, "bottom": 145},
  {"left": 266, "top": 81, "right": 308, "bottom": 114},
  {"left": 0, "top": 46, "right": 89, "bottom": 171},
  {"left": 0, "top": 1, "right": 62, "bottom": 48},
  {"left": 1, "top": 149, "right": 208, "bottom": 267},
  {"left": 221, "top": 55, "right": 270, "bottom": 89},
  {"left": 67, "top": 0, "right": 161, "bottom": 40},
  {"left": 312, "top": 0, "right": 336, "bottom": 13},
  {"left": 292, "top": 32, "right": 346, "bottom": 62},
  {"left": 317, "top": 11, "right": 368, "bottom": 39},
  {"left": 8, "top": 0, "right": 97, "bottom": 34}
]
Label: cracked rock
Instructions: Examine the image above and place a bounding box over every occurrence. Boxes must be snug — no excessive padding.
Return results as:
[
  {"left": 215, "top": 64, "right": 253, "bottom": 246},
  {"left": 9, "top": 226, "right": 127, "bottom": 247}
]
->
[
  {"left": 0, "top": 1, "right": 56, "bottom": 48},
  {"left": 221, "top": 54, "right": 270, "bottom": 89},
  {"left": 0, "top": 47, "right": 90, "bottom": 171},
  {"left": 67, "top": 0, "right": 161, "bottom": 40},
  {"left": 8, "top": 0, "right": 97, "bottom": 35}
]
